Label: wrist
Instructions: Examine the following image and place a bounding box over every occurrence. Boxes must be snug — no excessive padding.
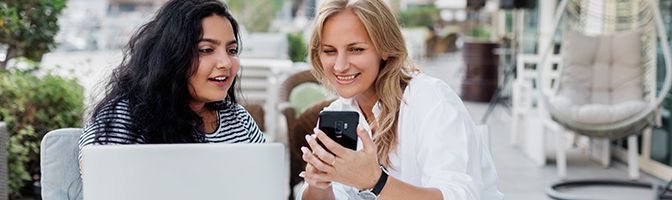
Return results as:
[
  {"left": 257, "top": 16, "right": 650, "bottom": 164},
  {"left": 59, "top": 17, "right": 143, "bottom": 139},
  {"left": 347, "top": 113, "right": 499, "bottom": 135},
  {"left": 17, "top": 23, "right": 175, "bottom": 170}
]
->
[
  {"left": 308, "top": 183, "right": 332, "bottom": 192},
  {"left": 305, "top": 184, "right": 334, "bottom": 199},
  {"left": 357, "top": 165, "right": 389, "bottom": 198},
  {"left": 361, "top": 166, "right": 382, "bottom": 190}
]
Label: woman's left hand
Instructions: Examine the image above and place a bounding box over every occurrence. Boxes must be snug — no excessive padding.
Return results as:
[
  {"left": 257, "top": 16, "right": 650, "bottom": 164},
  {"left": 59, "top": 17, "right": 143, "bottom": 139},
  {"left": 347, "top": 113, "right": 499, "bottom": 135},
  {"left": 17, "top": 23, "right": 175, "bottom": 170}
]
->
[{"left": 303, "top": 125, "right": 382, "bottom": 190}]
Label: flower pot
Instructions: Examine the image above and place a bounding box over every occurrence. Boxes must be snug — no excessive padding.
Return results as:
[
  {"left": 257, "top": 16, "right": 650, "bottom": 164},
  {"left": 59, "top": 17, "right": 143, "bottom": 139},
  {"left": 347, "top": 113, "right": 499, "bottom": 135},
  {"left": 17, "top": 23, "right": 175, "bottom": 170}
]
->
[{"left": 461, "top": 42, "right": 499, "bottom": 102}]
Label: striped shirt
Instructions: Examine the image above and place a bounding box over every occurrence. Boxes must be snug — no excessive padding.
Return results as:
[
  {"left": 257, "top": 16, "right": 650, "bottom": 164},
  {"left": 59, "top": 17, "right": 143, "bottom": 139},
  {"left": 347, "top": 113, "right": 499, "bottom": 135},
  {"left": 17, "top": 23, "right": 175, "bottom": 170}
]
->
[{"left": 78, "top": 99, "right": 266, "bottom": 157}]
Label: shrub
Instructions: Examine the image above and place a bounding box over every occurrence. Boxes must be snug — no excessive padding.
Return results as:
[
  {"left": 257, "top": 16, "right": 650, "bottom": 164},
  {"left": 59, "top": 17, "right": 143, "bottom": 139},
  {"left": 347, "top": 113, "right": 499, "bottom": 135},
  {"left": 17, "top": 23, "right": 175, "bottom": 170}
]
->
[
  {"left": 466, "top": 24, "right": 492, "bottom": 41},
  {"left": 287, "top": 32, "right": 307, "bottom": 62},
  {"left": 0, "top": 67, "right": 84, "bottom": 198},
  {"left": 398, "top": 5, "right": 440, "bottom": 28}
]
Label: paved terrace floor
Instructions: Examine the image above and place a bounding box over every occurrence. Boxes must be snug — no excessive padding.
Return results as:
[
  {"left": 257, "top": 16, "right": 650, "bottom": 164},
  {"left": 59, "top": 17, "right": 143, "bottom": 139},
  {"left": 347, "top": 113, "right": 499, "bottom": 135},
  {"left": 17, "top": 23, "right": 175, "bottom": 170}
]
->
[{"left": 419, "top": 53, "right": 666, "bottom": 200}]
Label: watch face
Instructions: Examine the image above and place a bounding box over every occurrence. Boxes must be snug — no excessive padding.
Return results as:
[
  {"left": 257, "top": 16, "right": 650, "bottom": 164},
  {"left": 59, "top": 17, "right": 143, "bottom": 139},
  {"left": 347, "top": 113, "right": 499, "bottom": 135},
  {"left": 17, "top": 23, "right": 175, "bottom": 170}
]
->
[{"left": 357, "top": 191, "right": 377, "bottom": 200}]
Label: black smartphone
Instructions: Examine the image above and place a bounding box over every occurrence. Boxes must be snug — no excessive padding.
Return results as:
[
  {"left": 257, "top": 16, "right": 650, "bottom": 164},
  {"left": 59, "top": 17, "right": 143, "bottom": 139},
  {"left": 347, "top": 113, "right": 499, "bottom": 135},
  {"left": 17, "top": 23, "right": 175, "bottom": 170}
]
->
[{"left": 317, "top": 111, "right": 359, "bottom": 151}]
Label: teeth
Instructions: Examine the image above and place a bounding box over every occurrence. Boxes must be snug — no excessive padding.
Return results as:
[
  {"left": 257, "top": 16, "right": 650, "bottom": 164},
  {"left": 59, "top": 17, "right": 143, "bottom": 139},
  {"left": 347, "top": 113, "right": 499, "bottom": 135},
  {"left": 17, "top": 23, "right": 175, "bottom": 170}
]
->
[
  {"left": 211, "top": 76, "right": 227, "bottom": 81},
  {"left": 336, "top": 74, "right": 356, "bottom": 81}
]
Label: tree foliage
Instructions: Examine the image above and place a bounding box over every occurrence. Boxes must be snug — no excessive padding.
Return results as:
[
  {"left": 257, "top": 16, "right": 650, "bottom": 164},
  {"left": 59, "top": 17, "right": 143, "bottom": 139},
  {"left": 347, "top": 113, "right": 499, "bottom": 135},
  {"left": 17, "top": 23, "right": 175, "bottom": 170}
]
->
[
  {"left": 0, "top": 0, "right": 67, "bottom": 69},
  {"left": 398, "top": 4, "right": 440, "bottom": 28},
  {"left": 227, "top": 0, "right": 283, "bottom": 32}
]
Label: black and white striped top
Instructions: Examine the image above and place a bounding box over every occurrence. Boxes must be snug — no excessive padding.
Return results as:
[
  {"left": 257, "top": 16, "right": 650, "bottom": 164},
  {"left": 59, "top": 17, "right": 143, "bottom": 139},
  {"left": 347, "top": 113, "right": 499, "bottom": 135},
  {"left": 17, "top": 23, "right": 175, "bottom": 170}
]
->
[{"left": 78, "top": 99, "right": 265, "bottom": 154}]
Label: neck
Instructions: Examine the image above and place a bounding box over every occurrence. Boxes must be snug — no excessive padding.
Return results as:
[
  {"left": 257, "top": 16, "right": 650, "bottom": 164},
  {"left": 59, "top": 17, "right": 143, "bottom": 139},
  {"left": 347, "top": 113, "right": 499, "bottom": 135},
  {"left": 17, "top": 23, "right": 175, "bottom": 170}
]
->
[
  {"left": 189, "top": 102, "right": 208, "bottom": 117},
  {"left": 356, "top": 90, "right": 378, "bottom": 123},
  {"left": 190, "top": 101, "right": 218, "bottom": 133}
]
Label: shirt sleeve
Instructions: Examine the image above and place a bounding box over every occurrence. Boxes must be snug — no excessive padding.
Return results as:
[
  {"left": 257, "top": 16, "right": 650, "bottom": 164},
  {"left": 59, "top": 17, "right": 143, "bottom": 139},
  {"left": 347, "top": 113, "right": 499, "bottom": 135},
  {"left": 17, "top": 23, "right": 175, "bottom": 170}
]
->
[
  {"left": 237, "top": 105, "right": 266, "bottom": 143},
  {"left": 415, "top": 99, "right": 480, "bottom": 200}
]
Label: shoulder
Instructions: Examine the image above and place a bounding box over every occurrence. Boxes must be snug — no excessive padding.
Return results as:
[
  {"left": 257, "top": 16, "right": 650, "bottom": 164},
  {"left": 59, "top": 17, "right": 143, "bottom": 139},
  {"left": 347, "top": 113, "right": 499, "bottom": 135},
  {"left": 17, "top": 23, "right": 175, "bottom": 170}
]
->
[
  {"left": 231, "top": 103, "right": 254, "bottom": 119},
  {"left": 214, "top": 103, "right": 266, "bottom": 143},
  {"left": 404, "top": 73, "right": 461, "bottom": 105},
  {"left": 80, "top": 99, "right": 143, "bottom": 146},
  {"left": 89, "top": 99, "right": 133, "bottom": 123},
  {"left": 217, "top": 103, "right": 256, "bottom": 125}
]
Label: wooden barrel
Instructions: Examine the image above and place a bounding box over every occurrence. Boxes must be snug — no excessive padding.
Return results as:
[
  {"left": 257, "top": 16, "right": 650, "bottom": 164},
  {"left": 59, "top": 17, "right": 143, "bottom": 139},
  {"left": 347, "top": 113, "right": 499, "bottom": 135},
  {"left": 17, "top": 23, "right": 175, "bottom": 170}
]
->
[{"left": 461, "top": 42, "right": 499, "bottom": 102}]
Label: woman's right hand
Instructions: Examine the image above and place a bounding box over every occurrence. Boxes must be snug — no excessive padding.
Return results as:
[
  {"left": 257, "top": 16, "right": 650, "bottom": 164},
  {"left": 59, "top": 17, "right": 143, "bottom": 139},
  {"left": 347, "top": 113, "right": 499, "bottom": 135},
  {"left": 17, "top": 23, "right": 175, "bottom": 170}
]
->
[
  {"left": 300, "top": 147, "right": 333, "bottom": 189},
  {"left": 300, "top": 147, "right": 335, "bottom": 200}
]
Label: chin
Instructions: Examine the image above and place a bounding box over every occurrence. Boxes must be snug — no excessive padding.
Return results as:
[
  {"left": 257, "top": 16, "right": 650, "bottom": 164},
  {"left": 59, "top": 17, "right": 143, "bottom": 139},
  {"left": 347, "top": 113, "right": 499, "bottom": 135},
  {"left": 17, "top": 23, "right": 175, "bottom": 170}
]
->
[
  {"left": 207, "top": 95, "right": 228, "bottom": 103},
  {"left": 335, "top": 89, "right": 358, "bottom": 99}
]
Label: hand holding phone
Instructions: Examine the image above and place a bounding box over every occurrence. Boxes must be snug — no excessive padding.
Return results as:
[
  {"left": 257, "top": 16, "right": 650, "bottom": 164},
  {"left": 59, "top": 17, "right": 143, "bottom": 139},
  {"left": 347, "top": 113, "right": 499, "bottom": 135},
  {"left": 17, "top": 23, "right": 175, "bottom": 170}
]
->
[{"left": 318, "top": 111, "right": 359, "bottom": 151}]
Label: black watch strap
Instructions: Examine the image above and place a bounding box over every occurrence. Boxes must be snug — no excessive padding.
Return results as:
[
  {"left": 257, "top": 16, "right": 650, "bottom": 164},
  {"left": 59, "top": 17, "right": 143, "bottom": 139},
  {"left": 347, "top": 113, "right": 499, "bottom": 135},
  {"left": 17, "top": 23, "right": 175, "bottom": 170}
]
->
[{"left": 371, "top": 165, "right": 389, "bottom": 195}]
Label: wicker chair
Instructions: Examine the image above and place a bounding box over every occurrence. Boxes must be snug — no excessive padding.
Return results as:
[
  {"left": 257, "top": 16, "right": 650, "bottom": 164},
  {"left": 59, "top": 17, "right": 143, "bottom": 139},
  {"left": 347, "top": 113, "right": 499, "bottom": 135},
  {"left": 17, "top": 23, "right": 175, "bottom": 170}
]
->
[
  {"left": 537, "top": 0, "right": 672, "bottom": 198},
  {"left": 278, "top": 70, "right": 336, "bottom": 197},
  {"left": 537, "top": 0, "right": 672, "bottom": 179},
  {"left": 287, "top": 100, "right": 334, "bottom": 195}
]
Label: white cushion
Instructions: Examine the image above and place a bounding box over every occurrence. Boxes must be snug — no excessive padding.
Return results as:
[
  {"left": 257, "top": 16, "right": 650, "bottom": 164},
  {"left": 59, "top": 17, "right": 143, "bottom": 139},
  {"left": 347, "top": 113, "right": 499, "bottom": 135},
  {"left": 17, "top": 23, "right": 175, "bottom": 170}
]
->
[
  {"left": 564, "top": 31, "right": 599, "bottom": 66},
  {"left": 552, "top": 30, "right": 644, "bottom": 125},
  {"left": 40, "top": 128, "right": 83, "bottom": 200},
  {"left": 550, "top": 96, "right": 647, "bottom": 124},
  {"left": 610, "top": 31, "right": 642, "bottom": 103}
]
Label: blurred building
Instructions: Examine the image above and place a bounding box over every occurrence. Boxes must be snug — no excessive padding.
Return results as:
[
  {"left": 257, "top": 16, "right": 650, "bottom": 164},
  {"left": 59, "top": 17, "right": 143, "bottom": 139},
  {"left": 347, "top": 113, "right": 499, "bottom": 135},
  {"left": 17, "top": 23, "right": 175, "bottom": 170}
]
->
[
  {"left": 107, "top": 0, "right": 168, "bottom": 15},
  {"left": 55, "top": 0, "right": 165, "bottom": 51}
]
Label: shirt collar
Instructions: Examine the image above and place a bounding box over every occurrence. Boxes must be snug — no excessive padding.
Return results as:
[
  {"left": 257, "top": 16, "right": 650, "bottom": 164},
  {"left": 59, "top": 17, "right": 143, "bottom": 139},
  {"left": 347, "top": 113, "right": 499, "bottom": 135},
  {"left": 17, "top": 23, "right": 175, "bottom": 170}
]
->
[{"left": 338, "top": 97, "right": 382, "bottom": 121}]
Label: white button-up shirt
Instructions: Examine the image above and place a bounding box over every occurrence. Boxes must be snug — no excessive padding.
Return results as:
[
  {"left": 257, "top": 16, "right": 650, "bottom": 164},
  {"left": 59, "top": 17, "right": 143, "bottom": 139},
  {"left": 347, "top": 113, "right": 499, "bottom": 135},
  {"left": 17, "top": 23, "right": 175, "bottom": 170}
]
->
[{"left": 298, "top": 73, "right": 502, "bottom": 200}]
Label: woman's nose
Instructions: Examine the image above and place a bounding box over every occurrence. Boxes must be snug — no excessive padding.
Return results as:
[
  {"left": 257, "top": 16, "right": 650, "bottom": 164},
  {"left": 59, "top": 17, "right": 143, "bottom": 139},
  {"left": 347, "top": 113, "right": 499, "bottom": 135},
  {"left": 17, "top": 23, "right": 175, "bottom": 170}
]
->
[
  {"left": 216, "top": 53, "right": 231, "bottom": 70},
  {"left": 333, "top": 54, "right": 349, "bottom": 72}
]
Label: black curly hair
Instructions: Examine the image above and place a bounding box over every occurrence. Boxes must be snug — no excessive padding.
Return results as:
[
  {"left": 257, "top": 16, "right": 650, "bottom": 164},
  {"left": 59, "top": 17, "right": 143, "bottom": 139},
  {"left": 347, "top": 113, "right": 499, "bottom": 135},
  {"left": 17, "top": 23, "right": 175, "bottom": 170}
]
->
[{"left": 90, "top": 0, "right": 242, "bottom": 143}]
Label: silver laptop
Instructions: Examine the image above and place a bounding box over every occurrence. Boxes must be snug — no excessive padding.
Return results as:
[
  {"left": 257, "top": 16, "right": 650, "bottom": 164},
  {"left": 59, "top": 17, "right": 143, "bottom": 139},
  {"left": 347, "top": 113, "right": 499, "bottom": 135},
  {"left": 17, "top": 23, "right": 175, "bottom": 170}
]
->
[{"left": 81, "top": 143, "right": 286, "bottom": 200}]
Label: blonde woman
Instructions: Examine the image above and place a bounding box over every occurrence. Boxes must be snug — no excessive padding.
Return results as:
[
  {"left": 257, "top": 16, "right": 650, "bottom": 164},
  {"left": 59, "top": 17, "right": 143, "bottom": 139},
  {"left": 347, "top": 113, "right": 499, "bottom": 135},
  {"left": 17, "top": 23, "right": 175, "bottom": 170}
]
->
[{"left": 297, "top": 0, "right": 502, "bottom": 199}]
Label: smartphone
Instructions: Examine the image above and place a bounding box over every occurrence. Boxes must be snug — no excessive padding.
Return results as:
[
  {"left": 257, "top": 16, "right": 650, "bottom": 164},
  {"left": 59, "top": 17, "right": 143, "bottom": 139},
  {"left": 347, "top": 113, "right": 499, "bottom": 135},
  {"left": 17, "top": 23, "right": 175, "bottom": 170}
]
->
[{"left": 317, "top": 111, "right": 359, "bottom": 151}]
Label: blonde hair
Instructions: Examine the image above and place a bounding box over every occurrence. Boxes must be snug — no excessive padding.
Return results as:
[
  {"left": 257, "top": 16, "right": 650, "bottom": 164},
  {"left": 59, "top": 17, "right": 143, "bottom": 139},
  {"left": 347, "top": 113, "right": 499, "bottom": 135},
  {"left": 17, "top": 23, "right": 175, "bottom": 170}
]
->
[{"left": 309, "top": 0, "right": 414, "bottom": 167}]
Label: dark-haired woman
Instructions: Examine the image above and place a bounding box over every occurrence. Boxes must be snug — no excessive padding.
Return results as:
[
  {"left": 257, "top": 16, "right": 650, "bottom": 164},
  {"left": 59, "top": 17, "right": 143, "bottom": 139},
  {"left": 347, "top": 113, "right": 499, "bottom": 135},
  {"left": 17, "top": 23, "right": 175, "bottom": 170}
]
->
[{"left": 78, "top": 0, "right": 264, "bottom": 161}]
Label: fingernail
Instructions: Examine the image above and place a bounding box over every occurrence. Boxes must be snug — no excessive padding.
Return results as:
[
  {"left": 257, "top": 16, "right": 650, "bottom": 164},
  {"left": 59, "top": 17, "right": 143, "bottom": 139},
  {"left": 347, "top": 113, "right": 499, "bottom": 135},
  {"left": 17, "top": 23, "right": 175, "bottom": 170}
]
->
[
  {"left": 305, "top": 135, "right": 311, "bottom": 141},
  {"left": 311, "top": 134, "right": 316, "bottom": 139},
  {"left": 299, "top": 172, "right": 305, "bottom": 177},
  {"left": 300, "top": 147, "right": 308, "bottom": 153}
]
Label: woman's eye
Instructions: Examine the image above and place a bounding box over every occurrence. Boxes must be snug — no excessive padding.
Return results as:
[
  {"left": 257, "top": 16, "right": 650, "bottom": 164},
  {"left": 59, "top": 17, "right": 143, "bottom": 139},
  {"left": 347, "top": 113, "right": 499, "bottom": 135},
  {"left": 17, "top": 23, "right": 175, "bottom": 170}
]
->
[
  {"left": 199, "top": 48, "right": 214, "bottom": 54},
  {"left": 322, "top": 49, "right": 336, "bottom": 55},
  {"left": 351, "top": 48, "right": 365, "bottom": 53},
  {"left": 227, "top": 48, "right": 239, "bottom": 55}
]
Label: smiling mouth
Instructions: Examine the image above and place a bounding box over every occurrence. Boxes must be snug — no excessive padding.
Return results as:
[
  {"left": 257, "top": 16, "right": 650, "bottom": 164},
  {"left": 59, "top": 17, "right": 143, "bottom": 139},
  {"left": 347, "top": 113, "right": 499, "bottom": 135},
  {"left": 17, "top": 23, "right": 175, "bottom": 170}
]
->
[
  {"left": 335, "top": 73, "right": 360, "bottom": 81},
  {"left": 208, "top": 76, "right": 228, "bottom": 82}
]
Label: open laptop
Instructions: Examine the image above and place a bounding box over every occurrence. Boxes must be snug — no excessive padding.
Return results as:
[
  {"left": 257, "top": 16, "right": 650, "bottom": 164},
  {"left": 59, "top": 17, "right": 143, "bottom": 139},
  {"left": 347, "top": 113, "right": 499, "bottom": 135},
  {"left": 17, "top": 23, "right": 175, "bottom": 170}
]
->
[{"left": 81, "top": 143, "right": 286, "bottom": 200}]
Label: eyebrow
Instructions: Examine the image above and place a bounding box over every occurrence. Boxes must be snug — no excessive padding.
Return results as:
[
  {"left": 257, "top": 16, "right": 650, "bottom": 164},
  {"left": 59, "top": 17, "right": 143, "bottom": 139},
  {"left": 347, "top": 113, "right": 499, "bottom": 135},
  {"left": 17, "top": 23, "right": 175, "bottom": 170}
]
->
[
  {"left": 199, "top": 38, "right": 238, "bottom": 46},
  {"left": 321, "top": 41, "right": 366, "bottom": 48}
]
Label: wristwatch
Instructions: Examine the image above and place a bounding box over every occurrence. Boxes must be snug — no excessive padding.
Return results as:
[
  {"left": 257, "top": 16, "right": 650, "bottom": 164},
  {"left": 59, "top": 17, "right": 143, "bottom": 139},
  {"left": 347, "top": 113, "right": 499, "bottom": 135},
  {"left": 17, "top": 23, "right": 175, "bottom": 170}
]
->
[{"left": 357, "top": 165, "right": 389, "bottom": 200}]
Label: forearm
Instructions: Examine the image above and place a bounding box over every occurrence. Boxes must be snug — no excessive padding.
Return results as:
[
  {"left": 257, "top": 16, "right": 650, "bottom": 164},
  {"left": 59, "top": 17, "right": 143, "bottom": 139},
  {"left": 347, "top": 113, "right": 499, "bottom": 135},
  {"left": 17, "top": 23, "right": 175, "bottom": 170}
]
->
[
  {"left": 378, "top": 176, "right": 443, "bottom": 200},
  {"left": 301, "top": 185, "right": 335, "bottom": 200}
]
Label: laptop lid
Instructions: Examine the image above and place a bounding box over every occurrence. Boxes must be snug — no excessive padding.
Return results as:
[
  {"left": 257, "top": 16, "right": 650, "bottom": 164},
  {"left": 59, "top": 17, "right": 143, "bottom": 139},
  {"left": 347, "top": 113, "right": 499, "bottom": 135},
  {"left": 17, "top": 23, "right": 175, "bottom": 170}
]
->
[{"left": 81, "top": 143, "right": 286, "bottom": 200}]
